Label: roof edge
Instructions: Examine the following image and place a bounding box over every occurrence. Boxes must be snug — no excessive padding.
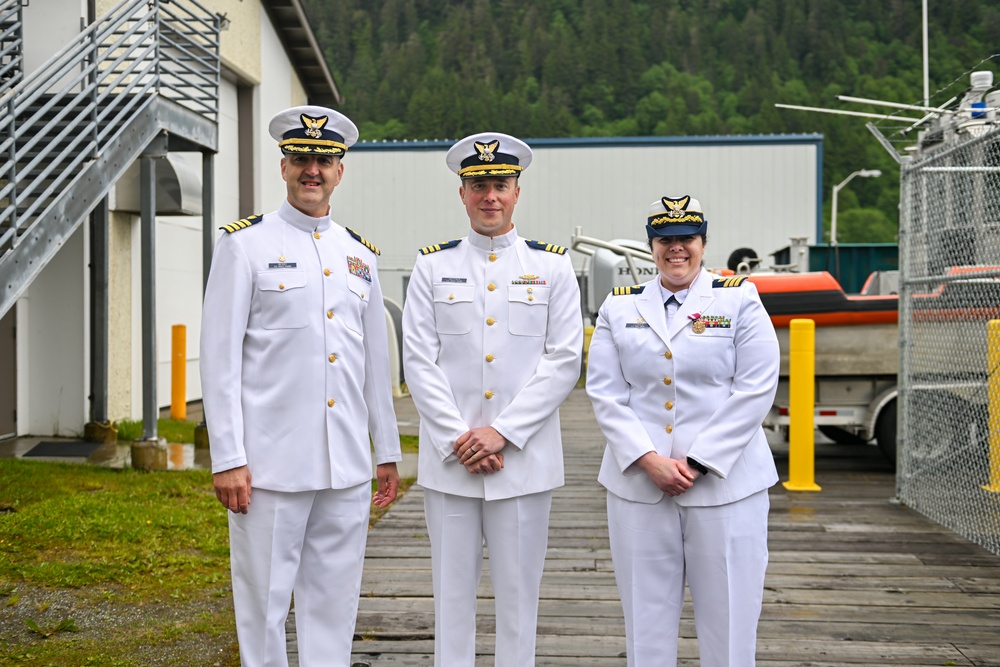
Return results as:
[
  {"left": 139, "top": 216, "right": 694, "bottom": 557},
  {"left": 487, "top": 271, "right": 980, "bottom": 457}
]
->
[
  {"left": 262, "top": 0, "right": 342, "bottom": 106},
  {"left": 350, "top": 133, "right": 825, "bottom": 152}
]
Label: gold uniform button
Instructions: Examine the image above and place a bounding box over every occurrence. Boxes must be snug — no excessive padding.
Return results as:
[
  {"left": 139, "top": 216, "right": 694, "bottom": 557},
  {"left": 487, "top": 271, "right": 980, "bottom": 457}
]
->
[
  {"left": 664, "top": 350, "right": 673, "bottom": 359},
  {"left": 485, "top": 391, "right": 494, "bottom": 399},
  {"left": 527, "top": 287, "right": 533, "bottom": 293},
  {"left": 489, "top": 253, "right": 497, "bottom": 262},
  {"left": 313, "top": 232, "right": 321, "bottom": 239},
  {"left": 324, "top": 268, "right": 331, "bottom": 276},
  {"left": 278, "top": 283, "right": 285, "bottom": 290},
  {"left": 528, "top": 295, "right": 534, "bottom": 301},
  {"left": 488, "top": 283, "right": 496, "bottom": 291},
  {"left": 485, "top": 354, "right": 494, "bottom": 362},
  {"left": 327, "top": 399, "right": 335, "bottom": 407},
  {"left": 486, "top": 317, "right": 495, "bottom": 326},
  {"left": 449, "top": 294, "right": 455, "bottom": 300},
  {"left": 663, "top": 376, "right": 672, "bottom": 385},
  {"left": 329, "top": 354, "right": 337, "bottom": 363},
  {"left": 327, "top": 310, "right": 334, "bottom": 319},
  {"left": 665, "top": 401, "right": 674, "bottom": 410},
  {"left": 665, "top": 425, "right": 673, "bottom": 434}
]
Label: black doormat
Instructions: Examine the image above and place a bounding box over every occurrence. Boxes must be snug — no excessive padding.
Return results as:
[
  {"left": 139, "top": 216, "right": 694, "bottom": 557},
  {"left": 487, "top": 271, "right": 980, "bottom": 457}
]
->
[{"left": 23, "top": 441, "right": 103, "bottom": 458}]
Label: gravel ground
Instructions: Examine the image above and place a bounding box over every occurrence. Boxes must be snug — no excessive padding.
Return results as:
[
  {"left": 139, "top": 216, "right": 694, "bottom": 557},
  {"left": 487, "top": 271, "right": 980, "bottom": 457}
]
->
[{"left": 0, "top": 583, "right": 239, "bottom": 665}]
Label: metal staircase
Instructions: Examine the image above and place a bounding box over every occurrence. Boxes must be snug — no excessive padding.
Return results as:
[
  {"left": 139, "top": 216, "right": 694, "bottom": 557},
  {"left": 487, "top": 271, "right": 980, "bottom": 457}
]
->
[{"left": 0, "top": 0, "right": 221, "bottom": 318}]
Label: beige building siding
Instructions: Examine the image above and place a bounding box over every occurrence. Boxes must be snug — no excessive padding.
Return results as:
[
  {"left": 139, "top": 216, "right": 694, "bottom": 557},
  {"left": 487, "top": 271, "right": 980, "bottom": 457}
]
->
[
  {"left": 107, "top": 211, "right": 136, "bottom": 420},
  {"left": 94, "top": 0, "right": 264, "bottom": 85},
  {"left": 217, "top": 0, "right": 264, "bottom": 85}
]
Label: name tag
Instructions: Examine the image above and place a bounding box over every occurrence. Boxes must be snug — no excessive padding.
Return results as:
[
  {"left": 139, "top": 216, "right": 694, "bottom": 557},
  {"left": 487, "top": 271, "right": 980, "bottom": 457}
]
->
[
  {"left": 442, "top": 277, "right": 467, "bottom": 283},
  {"left": 625, "top": 322, "right": 650, "bottom": 329},
  {"left": 268, "top": 262, "right": 297, "bottom": 269}
]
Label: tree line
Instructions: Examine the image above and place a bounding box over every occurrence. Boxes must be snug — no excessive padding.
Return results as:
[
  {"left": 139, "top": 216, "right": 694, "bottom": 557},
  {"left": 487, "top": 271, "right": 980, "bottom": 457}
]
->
[{"left": 302, "top": 0, "right": 999, "bottom": 243}]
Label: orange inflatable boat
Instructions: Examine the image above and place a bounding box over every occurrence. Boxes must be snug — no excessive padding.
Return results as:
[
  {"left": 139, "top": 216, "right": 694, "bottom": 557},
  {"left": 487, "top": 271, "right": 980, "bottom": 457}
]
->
[{"left": 742, "top": 271, "right": 898, "bottom": 328}]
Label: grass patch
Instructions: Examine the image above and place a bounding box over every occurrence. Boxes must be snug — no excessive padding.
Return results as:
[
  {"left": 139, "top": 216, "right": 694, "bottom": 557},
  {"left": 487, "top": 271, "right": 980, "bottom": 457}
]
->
[
  {"left": 0, "top": 457, "right": 414, "bottom": 664},
  {"left": 399, "top": 434, "right": 419, "bottom": 454},
  {"left": 116, "top": 419, "right": 196, "bottom": 444}
]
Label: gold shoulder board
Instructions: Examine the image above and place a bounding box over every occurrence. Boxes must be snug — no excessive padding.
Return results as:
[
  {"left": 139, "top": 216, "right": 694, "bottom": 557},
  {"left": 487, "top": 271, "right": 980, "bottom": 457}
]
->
[
  {"left": 525, "top": 239, "right": 567, "bottom": 254},
  {"left": 346, "top": 227, "right": 380, "bottom": 255},
  {"left": 220, "top": 214, "right": 263, "bottom": 233},
  {"left": 712, "top": 276, "right": 748, "bottom": 288},
  {"left": 613, "top": 285, "right": 645, "bottom": 296},
  {"left": 419, "top": 239, "right": 463, "bottom": 255}
]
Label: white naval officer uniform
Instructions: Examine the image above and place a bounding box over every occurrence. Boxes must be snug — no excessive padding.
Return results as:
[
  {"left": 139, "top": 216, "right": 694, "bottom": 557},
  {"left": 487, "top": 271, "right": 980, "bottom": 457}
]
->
[
  {"left": 402, "top": 227, "right": 583, "bottom": 666},
  {"left": 201, "top": 200, "right": 401, "bottom": 667},
  {"left": 586, "top": 268, "right": 779, "bottom": 667}
]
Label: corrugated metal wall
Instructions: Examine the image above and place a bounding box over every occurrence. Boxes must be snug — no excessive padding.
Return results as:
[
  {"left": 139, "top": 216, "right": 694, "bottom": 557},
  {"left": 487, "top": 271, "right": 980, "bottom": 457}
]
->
[{"left": 333, "top": 135, "right": 822, "bottom": 303}]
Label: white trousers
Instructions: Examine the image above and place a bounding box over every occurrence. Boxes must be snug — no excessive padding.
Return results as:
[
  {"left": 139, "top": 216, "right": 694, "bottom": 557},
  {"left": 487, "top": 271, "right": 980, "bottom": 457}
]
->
[
  {"left": 607, "top": 489, "right": 770, "bottom": 667},
  {"left": 228, "top": 484, "right": 370, "bottom": 667},
  {"left": 423, "top": 488, "right": 553, "bottom": 667}
]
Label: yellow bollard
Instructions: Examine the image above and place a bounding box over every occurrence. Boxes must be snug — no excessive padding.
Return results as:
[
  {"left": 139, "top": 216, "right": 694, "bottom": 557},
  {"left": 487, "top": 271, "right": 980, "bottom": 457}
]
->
[
  {"left": 783, "top": 318, "right": 821, "bottom": 491},
  {"left": 171, "top": 324, "right": 187, "bottom": 421},
  {"left": 983, "top": 320, "right": 1000, "bottom": 493}
]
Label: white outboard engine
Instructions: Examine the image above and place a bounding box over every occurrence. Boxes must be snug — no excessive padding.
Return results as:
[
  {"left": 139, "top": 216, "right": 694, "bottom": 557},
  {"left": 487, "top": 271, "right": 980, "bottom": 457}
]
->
[{"left": 586, "top": 238, "right": 657, "bottom": 320}]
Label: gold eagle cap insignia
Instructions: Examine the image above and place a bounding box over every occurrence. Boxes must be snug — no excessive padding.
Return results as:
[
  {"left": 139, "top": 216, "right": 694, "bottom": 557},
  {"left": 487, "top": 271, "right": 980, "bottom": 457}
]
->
[
  {"left": 475, "top": 140, "right": 499, "bottom": 163},
  {"left": 662, "top": 195, "right": 691, "bottom": 219},
  {"left": 301, "top": 114, "right": 328, "bottom": 139}
]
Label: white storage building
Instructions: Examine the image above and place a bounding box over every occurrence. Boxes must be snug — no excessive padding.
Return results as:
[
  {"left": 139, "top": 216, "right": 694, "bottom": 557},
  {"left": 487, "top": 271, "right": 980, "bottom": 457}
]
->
[{"left": 333, "top": 134, "right": 824, "bottom": 306}]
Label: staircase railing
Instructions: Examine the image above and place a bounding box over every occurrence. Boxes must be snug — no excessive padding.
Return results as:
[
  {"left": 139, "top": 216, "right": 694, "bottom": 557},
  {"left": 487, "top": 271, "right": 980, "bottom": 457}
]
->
[{"left": 0, "top": 0, "right": 219, "bottom": 314}]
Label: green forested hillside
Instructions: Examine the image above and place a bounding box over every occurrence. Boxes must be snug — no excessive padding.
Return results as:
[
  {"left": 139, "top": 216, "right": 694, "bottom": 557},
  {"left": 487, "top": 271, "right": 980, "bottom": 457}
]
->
[{"left": 301, "top": 0, "right": 999, "bottom": 242}]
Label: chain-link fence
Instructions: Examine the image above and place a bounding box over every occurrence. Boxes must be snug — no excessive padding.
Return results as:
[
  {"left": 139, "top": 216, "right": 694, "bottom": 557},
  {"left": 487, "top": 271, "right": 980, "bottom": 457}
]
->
[{"left": 897, "top": 124, "right": 1000, "bottom": 556}]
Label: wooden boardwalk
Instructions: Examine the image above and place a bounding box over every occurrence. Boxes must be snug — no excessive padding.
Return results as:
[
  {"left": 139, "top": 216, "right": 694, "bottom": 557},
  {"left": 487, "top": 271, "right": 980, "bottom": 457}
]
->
[{"left": 291, "top": 387, "right": 1000, "bottom": 666}]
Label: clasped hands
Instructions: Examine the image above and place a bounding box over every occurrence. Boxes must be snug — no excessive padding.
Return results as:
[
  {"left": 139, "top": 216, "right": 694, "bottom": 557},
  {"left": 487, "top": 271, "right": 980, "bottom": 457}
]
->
[
  {"left": 454, "top": 426, "right": 506, "bottom": 475},
  {"left": 636, "top": 451, "right": 702, "bottom": 497}
]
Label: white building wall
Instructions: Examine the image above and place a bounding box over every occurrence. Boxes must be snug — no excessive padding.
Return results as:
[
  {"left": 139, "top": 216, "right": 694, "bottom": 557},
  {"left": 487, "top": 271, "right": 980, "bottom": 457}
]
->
[
  {"left": 22, "top": 0, "right": 84, "bottom": 89},
  {"left": 18, "top": 227, "right": 88, "bottom": 436},
  {"left": 216, "top": 78, "right": 243, "bottom": 224},
  {"left": 333, "top": 138, "right": 821, "bottom": 305}
]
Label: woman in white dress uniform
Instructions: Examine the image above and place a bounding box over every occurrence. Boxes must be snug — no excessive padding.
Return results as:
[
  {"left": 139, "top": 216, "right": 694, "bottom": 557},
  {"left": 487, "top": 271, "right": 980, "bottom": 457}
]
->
[{"left": 585, "top": 195, "right": 780, "bottom": 667}]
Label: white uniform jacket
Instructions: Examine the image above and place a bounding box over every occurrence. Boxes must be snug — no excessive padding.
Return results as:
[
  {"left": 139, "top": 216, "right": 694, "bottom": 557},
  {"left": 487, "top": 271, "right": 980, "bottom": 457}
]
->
[
  {"left": 402, "top": 228, "right": 583, "bottom": 501},
  {"left": 587, "top": 269, "right": 779, "bottom": 506},
  {"left": 200, "top": 201, "right": 401, "bottom": 492}
]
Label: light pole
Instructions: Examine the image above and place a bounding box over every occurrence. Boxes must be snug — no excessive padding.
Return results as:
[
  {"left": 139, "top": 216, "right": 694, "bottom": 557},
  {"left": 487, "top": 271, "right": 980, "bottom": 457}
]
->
[{"left": 831, "top": 169, "right": 881, "bottom": 283}]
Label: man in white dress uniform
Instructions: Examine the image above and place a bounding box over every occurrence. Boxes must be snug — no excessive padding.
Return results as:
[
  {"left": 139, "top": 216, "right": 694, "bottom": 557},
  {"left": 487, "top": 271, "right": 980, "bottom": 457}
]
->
[
  {"left": 586, "top": 195, "right": 780, "bottom": 667},
  {"left": 200, "top": 106, "right": 401, "bottom": 667},
  {"left": 402, "top": 132, "right": 583, "bottom": 666}
]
